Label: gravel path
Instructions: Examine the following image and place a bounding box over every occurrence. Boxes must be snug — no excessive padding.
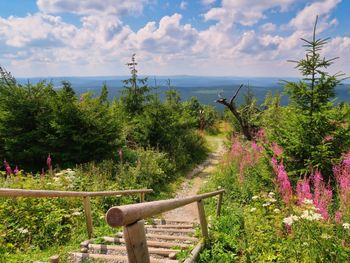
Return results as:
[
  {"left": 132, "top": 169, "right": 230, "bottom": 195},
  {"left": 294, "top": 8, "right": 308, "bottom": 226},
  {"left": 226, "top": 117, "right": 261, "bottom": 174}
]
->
[{"left": 164, "top": 137, "right": 226, "bottom": 222}]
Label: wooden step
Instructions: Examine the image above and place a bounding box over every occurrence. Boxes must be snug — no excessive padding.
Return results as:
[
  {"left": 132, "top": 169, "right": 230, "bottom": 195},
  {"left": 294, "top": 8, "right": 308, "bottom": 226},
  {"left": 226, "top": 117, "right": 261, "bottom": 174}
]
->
[
  {"left": 145, "top": 224, "right": 194, "bottom": 229},
  {"left": 146, "top": 233, "right": 197, "bottom": 242},
  {"left": 71, "top": 252, "right": 178, "bottom": 263},
  {"left": 146, "top": 228, "right": 195, "bottom": 234},
  {"left": 115, "top": 232, "right": 197, "bottom": 242},
  {"left": 88, "top": 244, "right": 178, "bottom": 257},
  {"left": 102, "top": 236, "right": 189, "bottom": 249},
  {"left": 150, "top": 219, "right": 197, "bottom": 225}
]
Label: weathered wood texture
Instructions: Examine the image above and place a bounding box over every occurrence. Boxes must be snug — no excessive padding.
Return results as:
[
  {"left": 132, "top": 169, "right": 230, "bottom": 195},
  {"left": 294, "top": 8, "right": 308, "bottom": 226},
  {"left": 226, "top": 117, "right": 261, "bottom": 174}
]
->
[
  {"left": 106, "top": 189, "right": 225, "bottom": 227},
  {"left": 216, "top": 192, "right": 223, "bottom": 217},
  {"left": 123, "top": 220, "right": 150, "bottom": 263},
  {"left": 197, "top": 200, "right": 209, "bottom": 241},
  {"left": 83, "top": 196, "right": 93, "bottom": 238}
]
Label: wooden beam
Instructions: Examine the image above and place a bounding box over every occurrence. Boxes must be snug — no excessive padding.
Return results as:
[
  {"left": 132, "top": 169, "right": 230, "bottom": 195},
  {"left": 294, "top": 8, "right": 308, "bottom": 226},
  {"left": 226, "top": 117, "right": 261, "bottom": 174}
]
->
[
  {"left": 183, "top": 242, "right": 204, "bottom": 263},
  {"left": 71, "top": 253, "right": 178, "bottom": 263},
  {"left": 145, "top": 228, "right": 194, "bottom": 234},
  {"left": 123, "top": 220, "right": 150, "bottom": 263},
  {"left": 145, "top": 224, "right": 193, "bottom": 229},
  {"left": 140, "top": 192, "right": 145, "bottom": 202},
  {"left": 88, "top": 244, "right": 178, "bottom": 257},
  {"left": 216, "top": 192, "right": 223, "bottom": 217},
  {"left": 83, "top": 196, "right": 93, "bottom": 239},
  {"left": 106, "top": 190, "right": 225, "bottom": 227},
  {"left": 197, "top": 200, "right": 209, "bottom": 242}
]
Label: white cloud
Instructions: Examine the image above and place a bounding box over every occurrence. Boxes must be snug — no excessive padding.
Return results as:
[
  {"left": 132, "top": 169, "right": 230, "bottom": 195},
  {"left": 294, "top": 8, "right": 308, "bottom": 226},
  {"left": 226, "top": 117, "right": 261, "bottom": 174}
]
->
[
  {"left": 261, "top": 22, "right": 277, "bottom": 32},
  {"left": 37, "top": 0, "right": 149, "bottom": 16},
  {"left": 129, "top": 13, "right": 198, "bottom": 54},
  {"left": 289, "top": 0, "right": 340, "bottom": 31},
  {"left": 204, "top": 0, "right": 298, "bottom": 27},
  {"left": 0, "top": 0, "right": 349, "bottom": 78},
  {"left": 180, "top": 1, "right": 188, "bottom": 10},
  {"left": 202, "top": 0, "right": 216, "bottom": 5},
  {"left": 0, "top": 13, "right": 76, "bottom": 48}
]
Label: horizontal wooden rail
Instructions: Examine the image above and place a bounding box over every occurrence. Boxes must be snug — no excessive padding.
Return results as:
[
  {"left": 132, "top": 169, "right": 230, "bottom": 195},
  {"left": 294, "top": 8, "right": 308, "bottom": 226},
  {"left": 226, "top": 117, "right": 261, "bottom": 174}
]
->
[
  {"left": 0, "top": 188, "right": 152, "bottom": 198},
  {"left": 106, "top": 189, "right": 224, "bottom": 227},
  {"left": 0, "top": 187, "right": 153, "bottom": 238}
]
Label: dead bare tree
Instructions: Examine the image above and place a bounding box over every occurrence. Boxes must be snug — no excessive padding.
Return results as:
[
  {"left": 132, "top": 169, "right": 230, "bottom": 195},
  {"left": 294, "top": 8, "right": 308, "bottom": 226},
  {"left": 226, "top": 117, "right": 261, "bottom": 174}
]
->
[{"left": 216, "top": 84, "right": 256, "bottom": 140}]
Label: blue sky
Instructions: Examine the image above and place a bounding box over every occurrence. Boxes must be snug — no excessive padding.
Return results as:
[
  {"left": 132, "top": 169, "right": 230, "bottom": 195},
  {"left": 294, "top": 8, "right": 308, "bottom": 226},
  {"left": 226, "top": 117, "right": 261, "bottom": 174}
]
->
[{"left": 0, "top": 0, "right": 349, "bottom": 77}]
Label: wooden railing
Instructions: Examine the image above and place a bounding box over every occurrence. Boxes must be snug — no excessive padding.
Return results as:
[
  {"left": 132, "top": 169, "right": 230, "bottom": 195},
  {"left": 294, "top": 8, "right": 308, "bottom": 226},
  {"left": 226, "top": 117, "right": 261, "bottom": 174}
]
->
[
  {"left": 0, "top": 188, "right": 153, "bottom": 238},
  {"left": 106, "top": 189, "right": 224, "bottom": 263}
]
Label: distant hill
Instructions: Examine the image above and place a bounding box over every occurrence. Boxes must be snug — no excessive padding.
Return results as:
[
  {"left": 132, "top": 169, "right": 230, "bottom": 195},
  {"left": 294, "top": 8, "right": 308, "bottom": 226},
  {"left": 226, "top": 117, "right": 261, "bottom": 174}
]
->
[{"left": 17, "top": 76, "right": 350, "bottom": 110}]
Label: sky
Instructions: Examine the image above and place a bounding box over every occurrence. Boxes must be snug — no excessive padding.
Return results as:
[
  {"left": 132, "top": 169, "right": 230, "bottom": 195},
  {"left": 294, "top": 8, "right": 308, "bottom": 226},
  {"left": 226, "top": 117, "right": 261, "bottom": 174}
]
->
[{"left": 0, "top": 0, "right": 349, "bottom": 77}]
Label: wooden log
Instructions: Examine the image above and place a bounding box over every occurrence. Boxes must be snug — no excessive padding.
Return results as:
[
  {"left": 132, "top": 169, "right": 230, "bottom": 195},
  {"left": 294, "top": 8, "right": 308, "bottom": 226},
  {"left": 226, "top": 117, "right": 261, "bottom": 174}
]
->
[
  {"left": 183, "top": 242, "right": 204, "bottom": 263},
  {"left": 106, "top": 190, "right": 225, "bottom": 227},
  {"left": 50, "top": 255, "right": 59, "bottom": 263},
  {"left": 116, "top": 232, "right": 197, "bottom": 242},
  {"left": 83, "top": 196, "right": 93, "bottom": 239},
  {"left": 146, "top": 234, "right": 197, "bottom": 242},
  {"left": 103, "top": 236, "right": 189, "bottom": 249},
  {"left": 88, "top": 244, "right": 178, "bottom": 257},
  {"left": 197, "top": 200, "right": 209, "bottom": 241},
  {"left": 216, "top": 192, "right": 223, "bottom": 217},
  {"left": 0, "top": 188, "right": 152, "bottom": 198},
  {"left": 150, "top": 219, "right": 196, "bottom": 225},
  {"left": 123, "top": 220, "right": 150, "bottom": 263},
  {"left": 140, "top": 192, "right": 145, "bottom": 202},
  {"left": 145, "top": 228, "right": 194, "bottom": 234},
  {"left": 71, "top": 253, "right": 178, "bottom": 263},
  {"left": 145, "top": 224, "right": 193, "bottom": 229}
]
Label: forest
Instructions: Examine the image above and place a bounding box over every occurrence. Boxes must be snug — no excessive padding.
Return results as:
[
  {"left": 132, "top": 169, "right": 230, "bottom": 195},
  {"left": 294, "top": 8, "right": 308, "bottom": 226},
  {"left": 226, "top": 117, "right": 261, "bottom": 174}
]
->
[{"left": 0, "top": 18, "right": 350, "bottom": 263}]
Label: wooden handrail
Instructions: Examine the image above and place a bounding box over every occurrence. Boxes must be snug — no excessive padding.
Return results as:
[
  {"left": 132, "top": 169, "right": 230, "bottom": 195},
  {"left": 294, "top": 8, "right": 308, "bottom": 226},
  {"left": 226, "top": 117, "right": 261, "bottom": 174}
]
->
[
  {"left": 0, "top": 187, "right": 153, "bottom": 238},
  {"left": 0, "top": 188, "right": 153, "bottom": 198},
  {"left": 106, "top": 189, "right": 224, "bottom": 227},
  {"left": 106, "top": 189, "right": 224, "bottom": 263}
]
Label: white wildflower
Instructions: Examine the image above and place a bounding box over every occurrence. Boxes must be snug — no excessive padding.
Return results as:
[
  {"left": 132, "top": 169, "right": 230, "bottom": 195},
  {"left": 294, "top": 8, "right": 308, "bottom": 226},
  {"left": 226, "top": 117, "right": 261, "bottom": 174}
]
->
[
  {"left": 321, "top": 233, "right": 331, "bottom": 239},
  {"left": 303, "top": 199, "right": 313, "bottom": 205},
  {"left": 273, "top": 208, "right": 280, "bottom": 213},
  {"left": 262, "top": 202, "right": 271, "bottom": 207},
  {"left": 300, "top": 210, "right": 322, "bottom": 221},
  {"left": 250, "top": 208, "right": 257, "bottom": 212},
  {"left": 17, "top": 227, "right": 29, "bottom": 234},
  {"left": 72, "top": 211, "right": 82, "bottom": 216},
  {"left": 252, "top": 195, "right": 259, "bottom": 200},
  {"left": 268, "top": 198, "right": 277, "bottom": 203},
  {"left": 268, "top": 192, "right": 275, "bottom": 197},
  {"left": 343, "top": 223, "right": 350, "bottom": 229},
  {"left": 283, "top": 215, "right": 299, "bottom": 226}
]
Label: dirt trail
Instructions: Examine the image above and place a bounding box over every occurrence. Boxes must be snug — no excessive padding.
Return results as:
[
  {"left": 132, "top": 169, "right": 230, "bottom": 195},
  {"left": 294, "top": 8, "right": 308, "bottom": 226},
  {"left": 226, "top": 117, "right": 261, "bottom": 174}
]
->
[{"left": 164, "top": 137, "right": 226, "bottom": 222}]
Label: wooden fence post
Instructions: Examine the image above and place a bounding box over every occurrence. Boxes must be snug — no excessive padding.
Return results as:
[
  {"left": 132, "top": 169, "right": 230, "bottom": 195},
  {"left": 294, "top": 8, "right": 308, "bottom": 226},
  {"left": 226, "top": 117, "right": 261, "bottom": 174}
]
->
[
  {"left": 50, "top": 255, "right": 59, "bottom": 263},
  {"left": 83, "top": 196, "right": 93, "bottom": 239},
  {"left": 140, "top": 192, "right": 145, "bottom": 203},
  {"left": 123, "top": 220, "right": 150, "bottom": 263},
  {"left": 197, "top": 200, "right": 209, "bottom": 242},
  {"left": 216, "top": 192, "right": 223, "bottom": 217}
]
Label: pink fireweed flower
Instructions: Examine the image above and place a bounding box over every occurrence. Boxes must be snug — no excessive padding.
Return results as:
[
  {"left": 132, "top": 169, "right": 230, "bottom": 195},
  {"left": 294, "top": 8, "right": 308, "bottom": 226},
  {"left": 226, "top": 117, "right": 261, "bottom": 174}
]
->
[
  {"left": 312, "top": 171, "right": 332, "bottom": 220},
  {"left": 47, "top": 154, "right": 52, "bottom": 170},
  {"left": 296, "top": 177, "right": 312, "bottom": 205},
  {"left": 333, "top": 153, "right": 350, "bottom": 219},
  {"left": 271, "top": 159, "right": 293, "bottom": 204},
  {"left": 335, "top": 210, "right": 343, "bottom": 224},
  {"left": 271, "top": 142, "right": 284, "bottom": 157},
  {"left": 5, "top": 164, "right": 13, "bottom": 175},
  {"left": 255, "top": 128, "right": 266, "bottom": 142},
  {"left": 324, "top": 135, "right": 334, "bottom": 142},
  {"left": 14, "top": 166, "right": 19, "bottom": 175}
]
